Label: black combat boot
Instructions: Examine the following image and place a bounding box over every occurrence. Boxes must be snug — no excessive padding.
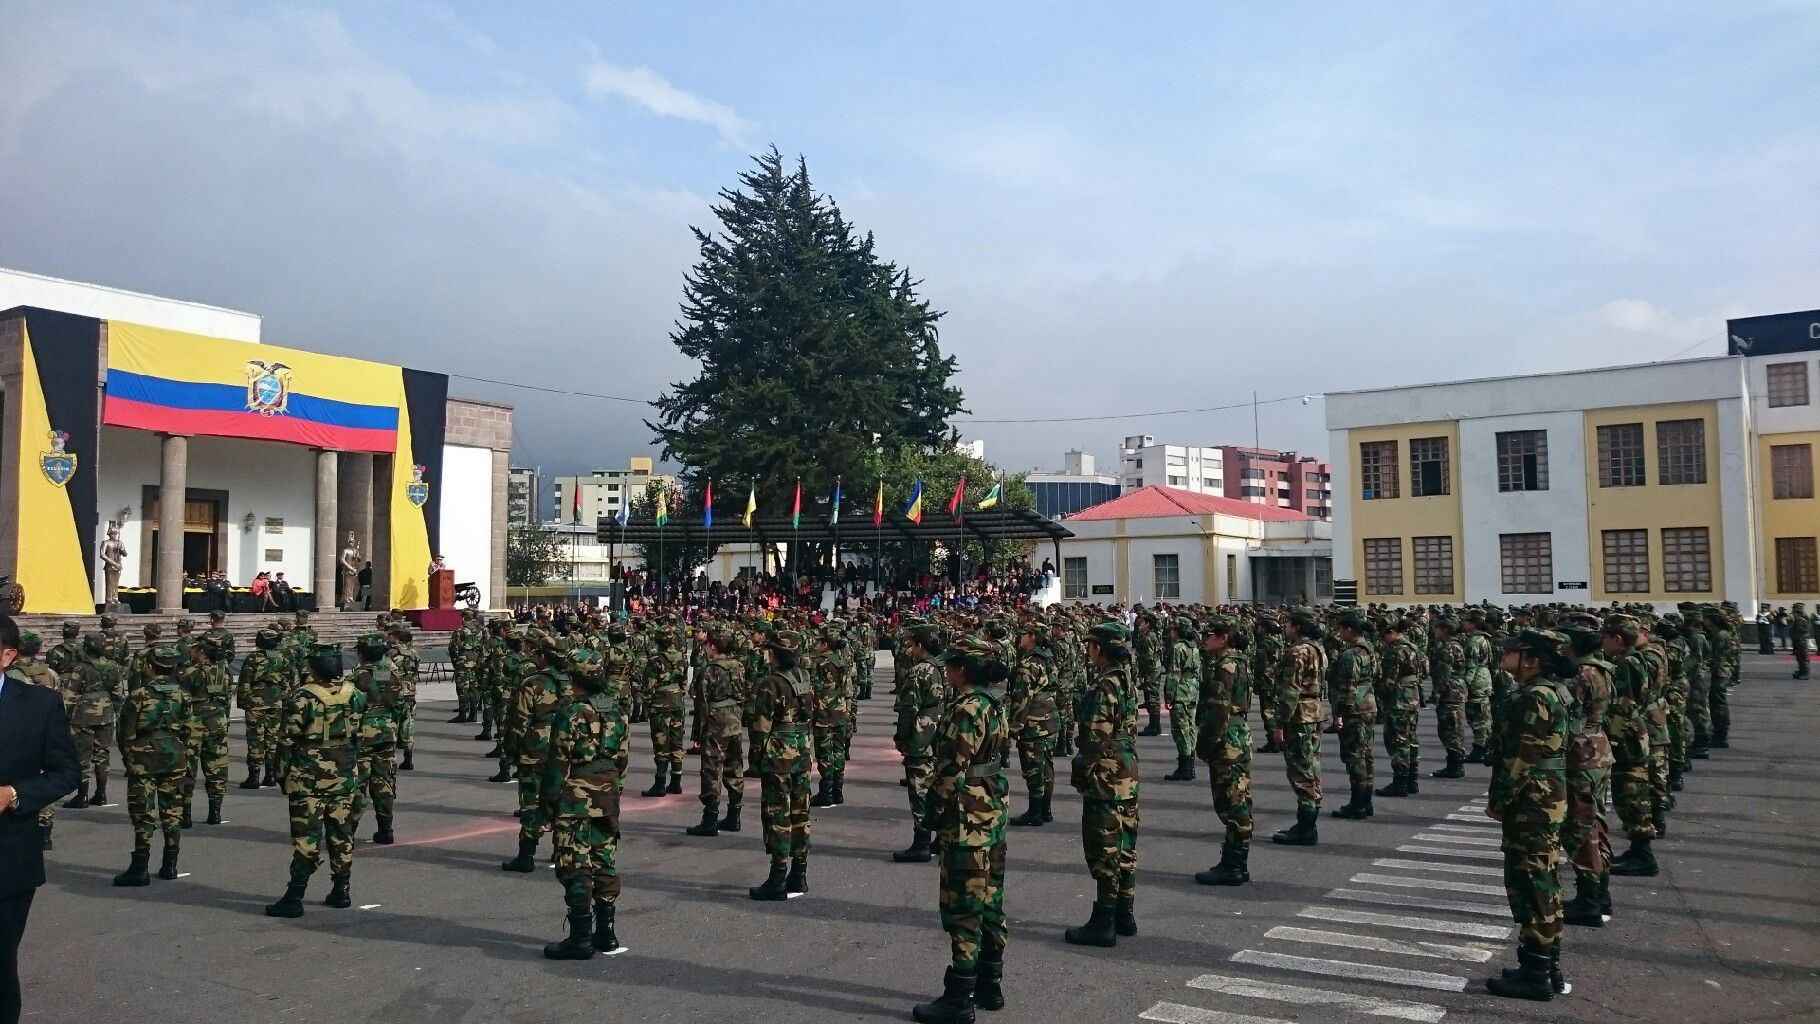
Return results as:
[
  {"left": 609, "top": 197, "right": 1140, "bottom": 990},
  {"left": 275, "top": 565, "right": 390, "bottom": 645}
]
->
[
  {"left": 1485, "top": 942, "right": 1554, "bottom": 1001},
  {"left": 1498, "top": 939, "right": 1571, "bottom": 994},
  {"left": 487, "top": 764, "right": 514, "bottom": 783},
  {"left": 501, "top": 838, "right": 538, "bottom": 873},
  {"left": 1595, "top": 873, "right": 1613, "bottom": 920},
  {"left": 1406, "top": 770, "right": 1419, "bottom": 794},
  {"left": 911, "top": 966, "right": 978, "bottom": 1024},
  {"left": 113, "top": 849, "right": 151, "bottom": 887},
  {"left": 325, "top": 875, "right": 352, "bottom": 908},
  {"left": 475, "top": 724, "right": 493, "bottom": 741},
  {"left": 1139, "top": 702, "right": 1163, "bottom": 736},
  {"left": 641, "top": 767, "right": 668, "bottom": 798},
  {"left": 593, "top": 900, "right": 619, "bottom": 953},
  {"left": 893, "top": 829, "right": 934, "bottom": 863},
  {"left": 1375, "top": 771, "right": 1411, "bottom": 798},
  {"left": 64, "top": 783, "right": 89, "bottom": 809},
  {"left": 158, "top": 840, "right": 180, "bottom": 880},
  {"left": 264, "top": 878, "right": 308, "bottom": 917},
  {"left": 830, "top": 772, "right": 845, "bottom": 806},
  {"left": 1710, "top": 730, "right": 1729, "bottom": 749},
  {"left": 1271, "top": 806, "right": 1319, "bottom": 846},
  {"left": 718, "top": 802, "right": 742, "bottom": 832},
  {"left": 543, "top": 910, "right": 596, "bottom": 960},
  {"left": 1466, "top": 741, "right": 1486, "bottom": 763},
  {"left": 666, "top": 769, "right": 683, "bottom": 795},
  {"left": 1431, "top": 755, "right": 1466, "bottom": 779},
  {"left": 1256, "top": 736, "right": 1281, "bottom": 754},
  {"left": 400, "top": 747, "right": 414, "bottom": 771},
  {"left": 749, "top": 859, "right": 789, "bottom": 900},
  {"left": 1164, "top": 756, "right": 1195, "bottom": 782},
  {"left": 374, "top": 815, "right": 395, "bottom": 845},
  {"left": 180, "top": 802, "right": 193, "bottom": 829},
  {"left": 261, "top": 763, "right": 277, "bottom": 787},
  {"left": 1041, "top": 792, "right": 1054, "bottom": 823},
  {"left": 1331, "top": 788, "right": 1373, "bottom": 819},
  {"left": 1652, "top": 806, "right": 1669, "bottom": 839},
  {"left": 206, "top": 797, "right": 223, "bottom": 825},
  {"left": 786, "top": 856, "right": 808, "bottom": 894},
  {"left": 447, "top": 710, "right": 466, "bottom": 723},
  {"left": 974, "top": 946, "right": 1005, "bottom": 1012},
  {"left": 91, "top": 774, "right": 108, "bottom": 806},
  {"left": 810, "top": 775, "right": 835, "bottom": 807},
  {"left": 484, "top": 743, "right": 502, "bottom": 758},
  {"left": 1114, "top": 896, "right": 1137, "bottom": 937},
  {"left": 1611, "top": 837, "right": 1657, "bottom": 876},
  {"left": 1011, "top": 794, "right": 1045, "bottom": 827},
  {"left": 685, "top": 806, "right": 720, "bottom": 837},
  {"left": 240, "top": 770, "right": 262, "bottom": 790},
  {"left": 1063, "top": 901, "right": 1117, "bottom": 947},
  {"left": 1563, "top": 876, "right": 1605, "bottom": 927},
  {"left": 1195, "top": 842, "right": 1250, "bottom": 886}
]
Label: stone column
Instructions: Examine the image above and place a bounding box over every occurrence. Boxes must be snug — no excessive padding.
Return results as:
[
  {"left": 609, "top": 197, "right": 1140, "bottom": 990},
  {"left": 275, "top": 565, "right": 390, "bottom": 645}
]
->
[
  {"left": 0, "top": 317, "right": 24, "bottom": 579},
  {"left": 337, "top": 451, "right": 375, "bottom": 562},
  {"left": 155, "top": 434, "right": 188, "bottom": 611},
  {"left": 370, "top": 454, "right": 393, "bottom": 609},
  {"left": 314, "top": 449, "right": 339, "bottom": 610}
]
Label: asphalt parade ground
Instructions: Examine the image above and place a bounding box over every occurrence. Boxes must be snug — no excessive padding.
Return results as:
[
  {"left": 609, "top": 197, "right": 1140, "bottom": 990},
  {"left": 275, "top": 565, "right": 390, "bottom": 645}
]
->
[{"left": 20, "top": 652, "right": 1819, "bottom": 1024}]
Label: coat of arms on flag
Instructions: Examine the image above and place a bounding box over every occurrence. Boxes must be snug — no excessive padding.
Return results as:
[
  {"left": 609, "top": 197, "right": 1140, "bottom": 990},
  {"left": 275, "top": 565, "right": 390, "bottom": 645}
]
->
[
  {"left": 39, "top": 429, "right": 77, "bottom": 487},
  {"left": 244, "top": 359, "right": 293, "bottom": 415},
  {"left": 406, "top": 464, "right": 431, "bottom": 507}
]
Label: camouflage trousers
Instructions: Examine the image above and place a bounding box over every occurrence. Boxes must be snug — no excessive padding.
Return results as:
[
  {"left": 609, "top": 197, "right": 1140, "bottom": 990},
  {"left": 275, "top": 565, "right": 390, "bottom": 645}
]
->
[
  {"left": 699, "top": 732, "right": 746, "bottom": 810},
  {"left": 1257, "top": 698, "right": 1279, "bottom": 738},
  {"left": 517, "top": 763, "right": 548, "bottom": 844},
  {"left": 1203, "top": 745, "right": 1254, "bottom": 846},
  {"left": 1167, "top": 697, "right": 1197, "bottom": 761},
  {"left": 396, "top": 701, "right": 415, "bottom": 749},
  {"left": 1138, "top": 668, "right": 1161, "bottom": 710},
  {"left": 1382, "top": 708, "right": 1421, "bottom": 776},
  {"left": 484, "top": 681, "right": 512, "bottom": 731},
  {"left": 1017, "top": 732, "right": 1055, "bottom": 800},
  {"left": 760, "top": 769, "right": 811, "bottom": 861},
  {"left": 1054, "top": 697, "right": 1076, "bottom": 751},
  {"left": 244, "top": 706, "right": 279, "bottom": 771},
  {"left": 453, "top": 665, "right": 481, "bottom": 716},
  {"left": 905, "top": 756, "right": 936, "bottom": 832},
  {"left": 814, "top": 721, "right": 851, "bottom": 778},
  {"left": 1502, "top": 830, "right": 1563, "bottom": 948},
  {"left": 554, "top": 815, "right": 621, "bottom": 911},
  {"left": 72, "top": 722, "right": 111, "bottom": 785},
  {"left": 648, "top": 698, "right": 686, "bottom": 771},
  {"left": 939, "top": 842, "right": 1008, "bottom": 970},
  {"left": 126, "top": 772, "right": 185, "bottom": 848},
  {"left": 1336, "top": 714, "right": 1375, "bottom": 792},
  {"left": 351, "top": 745, "right": 397, "bottom": 829},
  {"left": 1648, "top": 743, "right": 1670, "bottom": 817},
  {"left": 1611, "top": 756, "right": 1655, "bottom": 839},
  {"left": 1081, "top": 798, "right": 1138, "bottom": 903},
  {"left": 1466, "top": 674, "right": 1493, "bottom": 747},
  {"left": 1282, "top": 722, "right": 1323, "bottom": 814},
  {"left": 1709, "top": 666, "right": 1732, "bottom": 737},
  {"left": 1669, "top": 709, "right": 1689, "bottom": 769},
  {"left": 1433, "top": 688, "right": 1468, "bottom": 760},
  {"left": 185, "top": 709, "right": 230, "bottom": 804},
  {"left": 1686, "top": 668, "right": 1711, "bottom": 744},
  {"left": 1561, "top": 766, "right": 1611, "bottom": 883},
  {"left": 287, "top": 788, "right": 357, "bottom": 881}
]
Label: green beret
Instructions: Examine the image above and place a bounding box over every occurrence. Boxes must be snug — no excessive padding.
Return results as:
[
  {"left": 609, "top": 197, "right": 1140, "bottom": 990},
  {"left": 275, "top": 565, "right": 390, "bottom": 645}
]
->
[{"left": 147, "top": 643, "right": 182, "bottom": 670}]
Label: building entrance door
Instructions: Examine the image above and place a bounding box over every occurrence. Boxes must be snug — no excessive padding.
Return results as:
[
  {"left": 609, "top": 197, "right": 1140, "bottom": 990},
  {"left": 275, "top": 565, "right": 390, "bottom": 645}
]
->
[{"left": 144, "top": 488, "right": 228, "bottom": 581}]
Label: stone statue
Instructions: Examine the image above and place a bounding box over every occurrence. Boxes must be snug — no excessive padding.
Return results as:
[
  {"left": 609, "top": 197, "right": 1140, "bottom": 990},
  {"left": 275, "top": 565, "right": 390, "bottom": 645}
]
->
[
  {"left": 340, "top": 531, "right": 362, "bottom": 609},
  {"left": 100, "top": 523, "right": 128, "bottom": 605}
]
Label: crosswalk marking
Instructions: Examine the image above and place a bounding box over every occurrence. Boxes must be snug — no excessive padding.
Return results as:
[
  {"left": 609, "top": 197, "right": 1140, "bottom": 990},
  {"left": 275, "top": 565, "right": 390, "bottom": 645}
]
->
[
  {"left": 1264, "top": 926, "right": 1495, "bottom": 963},
  {"left": 1445, "top": 813, "right": 1488, "bottom": 822},
  {"left": 1183, "top": 974, "right": 1448, "bottom": 1022},
  {"left": 1428, "top": 823, "right": 1499, "bottom": 834},
  {"left": 1298, "top": 905, "right": 1512, "bottom": 940},
  {"left": 1328, "top": 887, "right": 1512, "bottom": 918},
  {"left": 1396, "top": 843, "right": 1503, "bottom": 862},
  {"left": 1140, "top": 1002, "right": 1294, "bottom": 1024},
  {"left": 1372, "top": 857, "right": 1503, "bottom": 877},
  {"left": 1352, "top": 873, "right": 1509, "bottom": 897},
  {"left": 1230, "top": 950, "right": 1468, "bottom": 992},
  {"left": 1412, "top": 832, "right": 1501, "bottom": 847}
]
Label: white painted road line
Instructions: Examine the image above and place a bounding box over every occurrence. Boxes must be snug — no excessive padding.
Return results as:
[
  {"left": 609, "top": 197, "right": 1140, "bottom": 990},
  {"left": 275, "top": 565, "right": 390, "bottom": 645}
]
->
[
  {"left": 1446, "top": 813, "right": 1488, "bottom": 822},
  {"left": 1429, "top": 823, "right": 1500, "bottom": 834},
  {"left": 1265, "top": 925, "right": 1495, "bottom": 963},
  {"left": 1353, "top": 873, "right": 1509, "bottom": 896},
  {"left": 1298, "top": 905, "right": 1513, "bottom": 941},
  {"left": 359, "top": 904, "right": 382, "bottom": 910},
  {"left": 1413, "top": 832, "right": 1501, "bottom": 847},
  {"left": 1373, "top": 857, "right": 1503, "bottom": 877},
  {"left": 1397, "top": 843, "right": 1503, "bottom": 862},
  {"left": 1230, "top": 950, "right": 1468, "bottom": 992},
  {"left": 1329, "top": 887, "right": 1512, "bottom": 918},
  {"left": 1140, "top": 1001, "right": 1292, "bottom": 1024},
  {"left": 1183, "top": 973, "right": 1447, "bottom": 1023}
]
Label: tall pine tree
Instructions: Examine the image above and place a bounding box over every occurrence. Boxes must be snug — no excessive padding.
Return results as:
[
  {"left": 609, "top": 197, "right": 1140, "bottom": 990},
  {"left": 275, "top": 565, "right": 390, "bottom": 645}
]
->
[{"left": 649, "top": 149, "right": 965, "bottom": 514}]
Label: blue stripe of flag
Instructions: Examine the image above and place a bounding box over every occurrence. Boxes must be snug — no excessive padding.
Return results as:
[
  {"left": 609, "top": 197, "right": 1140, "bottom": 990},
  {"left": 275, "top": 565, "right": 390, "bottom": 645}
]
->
[{"left": 106, "top": 369, "right": 399, "bottom": 431}]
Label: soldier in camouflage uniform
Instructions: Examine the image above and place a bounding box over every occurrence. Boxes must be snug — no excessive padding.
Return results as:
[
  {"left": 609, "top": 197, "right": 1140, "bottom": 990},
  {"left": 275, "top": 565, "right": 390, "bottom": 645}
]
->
[
  {"left": 1008, "top": 620, "right": 1057, "bottom": 828},
  {"left": 179, "top": 636, "right": 233, "bottom": 826},
  {"left": 1484, "top": 629, "right": 1573, "bottom": 1002},
  {"left": 266, "top": 642, "right": 366, "bottom": 917},
  {"left": 1658, "top": 617, "right": 1691, "bottom": 796},
  {"left": 488, "top": 629, "right": 531, "bottom": 785},
  {"left": 1792, "top": 602, "right": 1812, "bottom": 680},
  {"left": 749, "top": 630, "right": 815, "bottom": 900},
  {"left": 1637, "top": 619, "right": 1673, "bottom": 841},
  {"left": 16, "top": 631, "right": 69, "bottom": 848},
  {"left": 1375, "top": 618, "right": 1425, "bottom": 797},
  {"left": 810, "top": 628, "right": 854, "bottom": 808},
  {"left": 347, "top": 634, "right": 402, "bottom": 845},
  {"left": 1134, "top": 611, "right": 1163, "bottom": 736},
  {"left": 1677, "top": 602, "right": 1712, "bottom": 760},
  {"left": 238, "top": 628, "right": 288, "bottom": 789},
  {"left": 1559, "top": 617, "right": 1615, "bottom": 928},
  {"left": 1269, "top": 611, "right": 1328, "bottom": 846},
  {"left": 1251, "top": 618, "right": 1285, "bottom": 753},
  {"left": 65, "top": 633, "right": 123, "bottom": 809},
  {"left": 1162, "top": 617, "right": 1201, "bottom": 782},
  {"left": 893, "top": 624, "right": 948, "bottom": 863},
  {"left": 1326, "top": 610, "right": 1378, "bottom": 820},
  {"left": 685, "top": 629, "right": 748, "bottom": 837},
  {"left": 744, "top": 624, "right": 771, "bottom": 780},
  {"left": 1603, "top": 615, "right": 1658, "bottom": 878},
  {"left": 1461, "top": 611, "right": 1496, "bottom": 762},
  {"left": 912, "top": 636, "right": 1011, "bottom": 1023},
  {"left": 1429, "top": 617, "right": 1470, "bottom": 777},
  {"left": 503, "top": 630, "right": 568, "bottom": 872},
  {"left": 540, "top": 649, "right": 629, "bottom": 960},
  {"left": 639, "top": 630, "right": 688, "bottom": 796},
  {"left": 1194, "top": 615, "right": 1253, "bottom": 887},
  {"left": 112, "top": 643, "right": 192, "bottom": 886},
  {"left": 1703, "top": 607, "right": 1736, "bottom": 749},
  {"left": 203, "top": 609, "right": 235, "bottom": 662},
  {"left": 1065, "top": 620, "right": 1140, "bottom": 948},
  {"left": 388, "top": 625, "right": 420, "bottom": 771},
  {"left": 447, "top": 609, "right": 484, "bottom": 722},
  {"left": 99, "top": 611, "right": 130, "bottom": 664},
  {"left": 46, "top": 620, "right": 83, "bottom": 679}
]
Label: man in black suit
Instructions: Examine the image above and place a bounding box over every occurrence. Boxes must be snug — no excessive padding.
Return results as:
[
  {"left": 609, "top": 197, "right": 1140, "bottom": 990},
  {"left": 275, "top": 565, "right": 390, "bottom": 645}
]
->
[{"left": 0, "top": 613, "right": 81, "bottom": 1024}]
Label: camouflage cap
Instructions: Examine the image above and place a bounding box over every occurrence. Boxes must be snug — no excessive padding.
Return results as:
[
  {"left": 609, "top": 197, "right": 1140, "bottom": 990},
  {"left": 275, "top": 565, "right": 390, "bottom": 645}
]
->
[
  {"left": 933, "top": 635, "right": 1002, "bottom": 668},
  {"left": 1503, "top": 628, "right": 1569, "bottom": 657},
  {"left": 142, "top": 623, "right": 162, "bottom": 638},
  {"left": 17, "top": 630, "right": 42, "bottom": 655},
  {"left": 209, "top": 609, "right": 227, "bottom": 622},
  {"left": 83, "top": 633, "right": 108, "bottom": 653},
  {"left": 147, "top": 642, "right": 183, "bottom": 670},
  {"left": 1287, "top": 610, "right": 1320, "bottom": 635},
  {"left": 907, "top": 623, "right": 943, "bottom": 649},
  {"left": 355, "top": 632, "right": 390, "bottom": 655},
  {"left": 767, "top": 629, "right": 804, "bottom": 654},
  {"left": 1203, "top": 614, "right": 1239, "bottom": 636},
  {"left": 1255, "top": 616, "right": 1282, "bottom": 635},
  {"left": 605, "top": 623, "right": 630, "bottom": 642},
  {"left": 1601, "top": 613, "right": 1640, "bottom": 640},
  {"left": 388, "top": 624, "right": 415, "bottom": 640},
  {"left": 61, "top": 620, "right": 81, "bottom": 637},
  {"left": 1171, "top": 616, "right": 1199, "bottom": 639},
  {"left": 1337, "top": 609, "right": 1370, "bottom": 632},
  {"left": 1086, "top": 620, "right": 1131, "bottom": 650},
  {"left": 295, "top": 611, "right": 311, "bottom": 623},
  {"left": 176, "top": 617, "right": 195, "bottom": 632},
  {"left": 567, "top": 648, "right": 604, "bottom": 679},
  {"left": 255, "top": 627, "right": 282, "bottom": 648},
  {"left": 99, "top": 613, "right": 119, "bottom": 628}
]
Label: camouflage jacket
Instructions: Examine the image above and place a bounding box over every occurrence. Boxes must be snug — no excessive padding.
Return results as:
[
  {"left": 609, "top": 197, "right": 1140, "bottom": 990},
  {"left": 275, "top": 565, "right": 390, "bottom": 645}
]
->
[
  {"left": 893, "top": 657, "right": 947, "bottom": 757},
  {"left": 180, "top": 661, "right": 232, "bottom": 741},
  {"left": 1197, "top": 649, "right": 1251, "bottom": 755},
  {"left": 543, "top": 690, "right": 627, "bottom": 821},
  {"left": 1634, "top": 642, "right": 1670, "bottom": 745},
  {"left": 116, "top": 675, "right": 192, "bottom": 776},
  {"left": 101, "top": 628, "right": 130, "bottom": 664},
  {"left": 448, "top": 624, "right": 485, "bottom": 669},
  {"left": 1071, "top": 665, "right": 1139, "bottom": 803},
  {"left": 1568, "top": 653, "right": 1615, "bottom": 771},
  {"left": 1250, "top": 633, "right": 1284, "bottom": 700},
  {"left": 389, "top": 642, "right": 420, "bottom": 701},
  {"left": 811, "top": 651, "right": 853, "bottom": 728},
  {"left": 751, "top": 664, "right": 815, "bottom": 775},
  {"left": 276, "top": 678, "right": 366, "bottom": 795},
  {"left": 699, "top": 656, "right": 747, "bottom": 738},
  {"left": 16, "top": 658, "right": 63, "bottom": 702},
  {"left": 203, "top": 626, "right": 236, "bottom": 661},
  {"left": 1380, "top": 638, "right": 1426, "bottom": 712},
  {"left": 514, "top": 667, "right": 567, "bottom": 765},
  {"left": 350, "top": 660, "right": 402, "bottom": 748},
  {"left": 1461, "top": 631, "right": 1494, "bottom": 689},
  {"left": 1166, "top": 640, "right": 1201, "bottom": 704},
  {"left": 929, "top": 685, "right": 1009, "bottom": 848},
  {"left": 1487, "top": 674, "right": 1571, "bottom": 831},
  {"left": 1606, "top": 650, "right": 1651, "bottom": 763},
  {"left": 71, "top": 656, "right": 124, "bottom": 727},
  {"left": 237, "top": 649, "right": 290, "bottom": 710},
  {"left": 46, "top": 641, "right": 82, "bottom": 678},
  {"left": 1007, "top": 646, "right": 1056, "bottom": 740},
  {"left": 643, "top": 647, "right": 688, "bottom": 711},
  {"left": 1327, "top": 637, "right": 1379, "bottom": 718},
  {"left": 1275, "top": 639, "right": 1329, "bottom": 728},
  {"left": 1432, "top": 638, "right": 1466, "bottom": 697},
  {"left": 1134, "top": 628, "right": 1162, "bottom": 678}
]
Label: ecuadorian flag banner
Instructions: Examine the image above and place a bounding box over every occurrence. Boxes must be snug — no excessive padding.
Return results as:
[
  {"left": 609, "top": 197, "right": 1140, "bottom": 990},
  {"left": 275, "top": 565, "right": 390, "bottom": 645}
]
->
[{"left": 102, "top": 322, "right": 403, "bottom": 453}]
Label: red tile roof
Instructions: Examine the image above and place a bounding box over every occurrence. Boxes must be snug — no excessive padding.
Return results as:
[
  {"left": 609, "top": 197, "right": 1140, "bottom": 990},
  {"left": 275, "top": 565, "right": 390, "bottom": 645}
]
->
[{"left": 1066, "top": 485, "right": 1315, "bottom": 523}]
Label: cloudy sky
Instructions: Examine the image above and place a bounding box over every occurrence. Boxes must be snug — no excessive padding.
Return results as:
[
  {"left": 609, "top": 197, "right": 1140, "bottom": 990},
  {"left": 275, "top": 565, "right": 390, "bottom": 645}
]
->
[{"left": 4, "top": 2, "right": 1816, "bottom": 501}]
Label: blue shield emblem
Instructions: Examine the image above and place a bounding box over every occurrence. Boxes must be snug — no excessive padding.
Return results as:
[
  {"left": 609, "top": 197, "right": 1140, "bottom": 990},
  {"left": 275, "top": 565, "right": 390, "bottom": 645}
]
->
[
  {"left": 244, "top": 360, "right": 293, "bottom": 415},
  {"left": 40, "top": 430, "right": 76, "bottom": 487},
  {"left": 406, "top": 464, "right": 430, "bottom": 508}
]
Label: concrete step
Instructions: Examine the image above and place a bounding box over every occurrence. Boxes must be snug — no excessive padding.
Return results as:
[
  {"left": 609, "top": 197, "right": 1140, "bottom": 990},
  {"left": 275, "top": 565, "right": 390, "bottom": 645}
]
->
[{"left": 11, "top": 610, "right": 453, "bottom": 648}]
